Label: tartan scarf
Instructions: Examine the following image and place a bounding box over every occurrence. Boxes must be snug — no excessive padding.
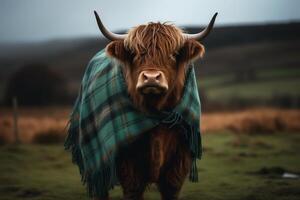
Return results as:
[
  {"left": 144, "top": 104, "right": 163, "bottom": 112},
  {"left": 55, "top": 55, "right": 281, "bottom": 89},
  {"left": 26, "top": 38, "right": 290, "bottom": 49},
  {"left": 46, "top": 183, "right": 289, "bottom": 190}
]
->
[{"left": 64, "top": 49, "right": 202, "bottom": 197}]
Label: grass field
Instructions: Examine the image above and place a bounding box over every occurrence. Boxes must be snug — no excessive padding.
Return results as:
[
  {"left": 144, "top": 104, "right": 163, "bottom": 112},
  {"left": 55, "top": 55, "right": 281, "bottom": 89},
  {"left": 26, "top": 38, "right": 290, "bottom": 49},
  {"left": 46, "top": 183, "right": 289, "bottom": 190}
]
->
[
  {"left": 199, "top": 67, "right": 300, "bottom": 102},
  {"left": 1, "top": 132, "right": 300, "bottom": 200},
  {"left": 207, "top": 78, "right": 300, "bottom": 100}
]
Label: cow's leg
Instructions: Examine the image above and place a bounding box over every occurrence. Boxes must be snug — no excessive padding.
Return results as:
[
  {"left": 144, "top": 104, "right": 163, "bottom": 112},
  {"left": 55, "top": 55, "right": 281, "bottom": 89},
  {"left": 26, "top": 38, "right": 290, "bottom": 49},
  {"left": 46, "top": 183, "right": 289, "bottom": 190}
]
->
[
  {"left": 157, "top": 148, "right": 192, "bottom": 200},
  {"left": 116, "top": 134, "right": 150, "bottom": 200},
  {"left": 122, "top": 181, "right": 146, "bottom": 200},
  {"left": 92, "top": 187, "right": 110, "bottom": 200},
  {"left": 117, "top": 158, "right": 147, "bottom": 200},
  {"left": 93, "top": 194, "right": 109, "bottom": 200}
]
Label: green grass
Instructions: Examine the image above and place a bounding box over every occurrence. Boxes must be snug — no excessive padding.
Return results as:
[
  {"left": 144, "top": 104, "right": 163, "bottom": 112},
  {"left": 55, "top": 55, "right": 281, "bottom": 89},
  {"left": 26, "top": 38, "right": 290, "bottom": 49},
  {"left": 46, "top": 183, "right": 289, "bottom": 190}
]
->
[
  {"left": 198, "top": 67, "right": 300, "bottom": 101},
  {"left": 257, "top": 68, "right": 300, "bottom": 80},
  {"left": 207, "top": 78, "right": 300, "bottom": 100},
  {"left": 1, "top": 132, "right": 300, "bottom": 200},
  {"left": 199, "top": 74, "right": 235, "bottom": 89}
]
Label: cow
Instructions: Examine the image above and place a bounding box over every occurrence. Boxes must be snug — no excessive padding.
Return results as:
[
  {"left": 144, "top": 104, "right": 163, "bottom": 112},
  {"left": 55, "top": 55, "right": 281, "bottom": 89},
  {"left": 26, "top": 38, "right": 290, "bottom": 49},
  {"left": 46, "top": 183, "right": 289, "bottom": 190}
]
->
[{"left": 65, "top": 10, "right": 217, "bottom": 200}]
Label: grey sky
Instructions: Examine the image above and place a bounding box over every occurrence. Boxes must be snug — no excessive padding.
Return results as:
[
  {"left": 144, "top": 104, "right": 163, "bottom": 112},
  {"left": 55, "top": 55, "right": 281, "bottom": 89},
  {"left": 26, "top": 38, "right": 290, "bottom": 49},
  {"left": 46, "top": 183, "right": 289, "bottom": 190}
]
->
[{"left": 0, "top": 0, "right": 299, "bottom": 43}]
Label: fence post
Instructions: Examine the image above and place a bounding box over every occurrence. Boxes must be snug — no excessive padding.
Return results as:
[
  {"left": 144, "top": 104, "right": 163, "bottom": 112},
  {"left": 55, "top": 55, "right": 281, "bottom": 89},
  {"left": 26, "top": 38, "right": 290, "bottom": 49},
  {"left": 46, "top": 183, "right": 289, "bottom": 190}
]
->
[{"left": 13, "top": 97, "right": 20, "bottom": 144}]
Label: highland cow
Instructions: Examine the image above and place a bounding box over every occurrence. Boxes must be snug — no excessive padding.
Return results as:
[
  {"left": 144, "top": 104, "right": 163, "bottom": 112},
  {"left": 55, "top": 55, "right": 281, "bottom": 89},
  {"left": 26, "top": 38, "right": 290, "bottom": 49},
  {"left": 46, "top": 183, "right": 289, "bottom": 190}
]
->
[{"left": 65, "top": 11, "right": 217, "bottom": 200}]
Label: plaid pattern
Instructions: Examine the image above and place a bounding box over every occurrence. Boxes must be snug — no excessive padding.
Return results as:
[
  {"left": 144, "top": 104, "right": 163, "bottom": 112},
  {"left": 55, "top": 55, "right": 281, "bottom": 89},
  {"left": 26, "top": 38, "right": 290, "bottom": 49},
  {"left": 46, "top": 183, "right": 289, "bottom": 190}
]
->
[{"left": 65, "top": 49, "right": 202, "bottom": 197}]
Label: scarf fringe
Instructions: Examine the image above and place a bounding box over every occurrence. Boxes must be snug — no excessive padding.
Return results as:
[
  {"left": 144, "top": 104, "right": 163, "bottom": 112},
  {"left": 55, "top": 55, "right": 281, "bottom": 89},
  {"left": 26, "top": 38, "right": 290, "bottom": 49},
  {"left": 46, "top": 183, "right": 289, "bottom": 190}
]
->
[
  {"left": 65, "top": 122, "right": 118, "bottom": 198},
  {"left": 83, "top": 161, "right": 117, "bottom": 197}
]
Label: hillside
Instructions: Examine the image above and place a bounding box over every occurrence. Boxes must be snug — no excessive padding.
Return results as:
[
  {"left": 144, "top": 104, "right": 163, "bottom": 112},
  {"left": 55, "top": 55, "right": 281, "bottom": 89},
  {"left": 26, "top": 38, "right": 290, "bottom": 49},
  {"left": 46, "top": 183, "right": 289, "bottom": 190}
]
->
[{"left": 0, "top": 22, "right": 299, "bottom": 106}]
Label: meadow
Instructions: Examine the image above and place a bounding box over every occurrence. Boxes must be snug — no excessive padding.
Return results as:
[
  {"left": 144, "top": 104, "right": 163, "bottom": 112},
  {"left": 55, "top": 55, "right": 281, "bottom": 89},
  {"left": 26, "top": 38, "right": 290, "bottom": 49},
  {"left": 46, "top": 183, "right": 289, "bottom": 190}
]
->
[
  {"left": 198, "top": 66, "right": 300, "bottom": 107},
  {"left": 0, "top": 107, "right": 300, "bottom": 199},
  {"left": 0, "top": 132, "right": 299, "bottom": 200}
]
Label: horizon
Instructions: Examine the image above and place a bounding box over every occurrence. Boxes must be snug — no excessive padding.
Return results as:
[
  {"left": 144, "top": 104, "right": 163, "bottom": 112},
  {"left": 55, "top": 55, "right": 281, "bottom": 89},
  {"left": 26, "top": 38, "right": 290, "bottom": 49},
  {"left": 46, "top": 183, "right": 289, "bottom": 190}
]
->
[{"left": 0, "top": 20, "right": 299, "bottom": 45}]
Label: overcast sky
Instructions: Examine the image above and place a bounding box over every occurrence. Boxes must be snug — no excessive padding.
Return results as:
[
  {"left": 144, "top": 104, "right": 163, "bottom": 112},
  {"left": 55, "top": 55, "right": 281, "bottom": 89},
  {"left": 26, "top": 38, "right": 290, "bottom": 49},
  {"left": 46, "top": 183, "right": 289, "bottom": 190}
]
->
[{"left": 0, "top": 0, "right": 299, "bottom": 43}]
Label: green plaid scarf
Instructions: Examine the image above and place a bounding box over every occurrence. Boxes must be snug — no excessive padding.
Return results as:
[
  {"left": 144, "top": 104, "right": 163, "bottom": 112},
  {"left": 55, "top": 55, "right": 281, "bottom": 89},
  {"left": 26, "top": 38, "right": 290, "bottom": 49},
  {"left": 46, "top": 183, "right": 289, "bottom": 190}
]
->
[{"left": 65, "top": 49, "right": 202, "bottom": 197}]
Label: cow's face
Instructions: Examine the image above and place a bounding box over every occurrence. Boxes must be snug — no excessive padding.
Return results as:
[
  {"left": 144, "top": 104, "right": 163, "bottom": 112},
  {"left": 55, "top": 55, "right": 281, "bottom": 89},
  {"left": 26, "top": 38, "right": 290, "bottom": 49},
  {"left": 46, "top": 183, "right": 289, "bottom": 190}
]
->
[
  {"left": 106, "top": 23, "right": 205, "bottom": 111},
  {"left": 94, "top": 11, "right": 217, "bottom": 111}
]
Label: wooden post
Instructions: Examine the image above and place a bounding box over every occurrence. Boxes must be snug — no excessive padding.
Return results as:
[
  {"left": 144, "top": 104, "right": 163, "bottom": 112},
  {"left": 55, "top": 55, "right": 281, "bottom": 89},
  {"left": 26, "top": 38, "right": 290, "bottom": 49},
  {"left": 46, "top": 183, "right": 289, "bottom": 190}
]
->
[{"left": 13, "top": 97, "right": 20, "bottom": 144}]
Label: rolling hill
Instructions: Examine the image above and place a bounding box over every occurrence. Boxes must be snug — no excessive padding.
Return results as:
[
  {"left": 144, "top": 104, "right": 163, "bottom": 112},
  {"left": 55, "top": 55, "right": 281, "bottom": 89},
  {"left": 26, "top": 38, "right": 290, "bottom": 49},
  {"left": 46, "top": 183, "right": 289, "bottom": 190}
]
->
[{"left": 0, "top": 22, "right": 299, "bottom": 107}]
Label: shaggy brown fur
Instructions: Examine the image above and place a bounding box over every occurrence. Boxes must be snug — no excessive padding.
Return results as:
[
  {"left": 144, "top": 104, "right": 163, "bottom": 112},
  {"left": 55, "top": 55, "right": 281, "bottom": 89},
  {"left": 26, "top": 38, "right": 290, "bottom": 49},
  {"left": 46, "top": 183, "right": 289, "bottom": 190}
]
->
[
  {"left": 102, "top": 22, "right": 205, "bottom": 200},
  {"left": 106, "top": 23, "right": 204, "bottom": 111}
]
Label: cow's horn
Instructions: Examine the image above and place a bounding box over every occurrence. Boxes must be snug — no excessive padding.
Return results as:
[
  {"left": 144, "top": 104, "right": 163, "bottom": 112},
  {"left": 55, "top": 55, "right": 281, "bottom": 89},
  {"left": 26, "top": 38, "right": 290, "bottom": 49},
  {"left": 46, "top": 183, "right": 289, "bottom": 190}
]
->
[
  {"left": 94, "top": 11, "right": 127, "bottom": 41},
  {"left": 183, "top": 12, "right": 218, "bottom": 40}
]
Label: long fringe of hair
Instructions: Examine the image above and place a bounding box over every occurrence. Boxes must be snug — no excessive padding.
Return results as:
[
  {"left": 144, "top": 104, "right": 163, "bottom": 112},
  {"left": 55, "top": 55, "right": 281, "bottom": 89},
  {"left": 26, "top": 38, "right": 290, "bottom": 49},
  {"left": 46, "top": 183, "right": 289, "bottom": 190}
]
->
[{"left": 124, "top": 22, "right": 184, "bottom": 65}]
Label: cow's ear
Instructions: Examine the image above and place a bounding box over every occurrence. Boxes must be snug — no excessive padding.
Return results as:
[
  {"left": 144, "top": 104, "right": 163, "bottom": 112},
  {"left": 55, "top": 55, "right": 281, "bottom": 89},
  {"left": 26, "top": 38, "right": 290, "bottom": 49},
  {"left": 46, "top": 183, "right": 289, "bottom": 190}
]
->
[
  {"left": 106, "top": 40, "right": 130, "bottom": 62},
  {"left": 178, "top": 39, "right": 205, "bottom": 62}
]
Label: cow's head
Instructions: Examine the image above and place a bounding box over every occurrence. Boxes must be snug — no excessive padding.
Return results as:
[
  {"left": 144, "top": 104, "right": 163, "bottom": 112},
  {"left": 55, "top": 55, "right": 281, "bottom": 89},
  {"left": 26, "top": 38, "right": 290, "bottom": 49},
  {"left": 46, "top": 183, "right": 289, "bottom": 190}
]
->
[{"left": 94, "top": 11, "right": 217, "bottom": 112}]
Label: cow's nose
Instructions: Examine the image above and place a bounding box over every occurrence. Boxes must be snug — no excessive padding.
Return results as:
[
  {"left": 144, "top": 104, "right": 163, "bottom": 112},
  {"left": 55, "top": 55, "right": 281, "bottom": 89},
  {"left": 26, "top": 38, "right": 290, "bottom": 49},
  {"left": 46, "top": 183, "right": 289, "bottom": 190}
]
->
[
  {"left": 136, "top": 70, "right": 168, "bottom": 94},
  {"left": 142, "top": 71, "right": 162, "bottom": 82}
]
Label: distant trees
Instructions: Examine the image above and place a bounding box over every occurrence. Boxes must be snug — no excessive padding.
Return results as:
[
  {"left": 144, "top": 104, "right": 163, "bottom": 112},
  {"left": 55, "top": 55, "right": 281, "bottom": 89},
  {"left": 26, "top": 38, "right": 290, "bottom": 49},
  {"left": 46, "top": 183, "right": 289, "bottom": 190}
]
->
[{"left": 4, "top": 63, "right": 68, "bottom": 106}]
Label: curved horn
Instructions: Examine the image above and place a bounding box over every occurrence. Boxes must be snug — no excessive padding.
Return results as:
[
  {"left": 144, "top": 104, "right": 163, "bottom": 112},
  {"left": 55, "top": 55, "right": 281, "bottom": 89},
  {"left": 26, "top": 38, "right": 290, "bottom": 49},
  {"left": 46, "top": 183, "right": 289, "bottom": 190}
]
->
[
  {"left": 184, "top": 12, "right": 218, "bottom": 40},
  {"left": 94, "top": 11, "right": 127, "bottom": 41}
]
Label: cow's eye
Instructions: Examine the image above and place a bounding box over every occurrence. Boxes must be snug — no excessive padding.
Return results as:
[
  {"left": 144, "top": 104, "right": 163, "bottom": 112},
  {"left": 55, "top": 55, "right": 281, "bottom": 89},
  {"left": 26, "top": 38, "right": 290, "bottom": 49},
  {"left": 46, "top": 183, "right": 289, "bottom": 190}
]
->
[{"left": 170, "top": 53, "right": 178, "bottom": 61}]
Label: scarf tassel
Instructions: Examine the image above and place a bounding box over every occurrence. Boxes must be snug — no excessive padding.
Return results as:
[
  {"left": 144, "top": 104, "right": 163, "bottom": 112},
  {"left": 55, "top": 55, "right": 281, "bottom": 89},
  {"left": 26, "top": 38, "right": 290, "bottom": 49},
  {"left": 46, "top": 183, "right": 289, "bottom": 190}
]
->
[
  {"left": 82, "top": 161, "right": 118, "bottom": 198},
  {"left": 65, "top": 122, "right": 118, "bottom": 198}
]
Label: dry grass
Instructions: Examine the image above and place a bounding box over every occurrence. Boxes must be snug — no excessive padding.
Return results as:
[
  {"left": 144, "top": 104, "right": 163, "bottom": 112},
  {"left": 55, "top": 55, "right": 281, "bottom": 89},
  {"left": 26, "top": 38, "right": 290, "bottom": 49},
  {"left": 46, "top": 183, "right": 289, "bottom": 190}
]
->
[
  {"left": 32, "top": 129, "right": 66, "bottom": 144},
  {"left": 202, "top": 108, "right": 300, "bottom": 134},
  {"left": 0, "top": 107, "right": 69, "bottom": 143},
  {"left": 0, "top": 107, "right": 299, "bottom": 143}
]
